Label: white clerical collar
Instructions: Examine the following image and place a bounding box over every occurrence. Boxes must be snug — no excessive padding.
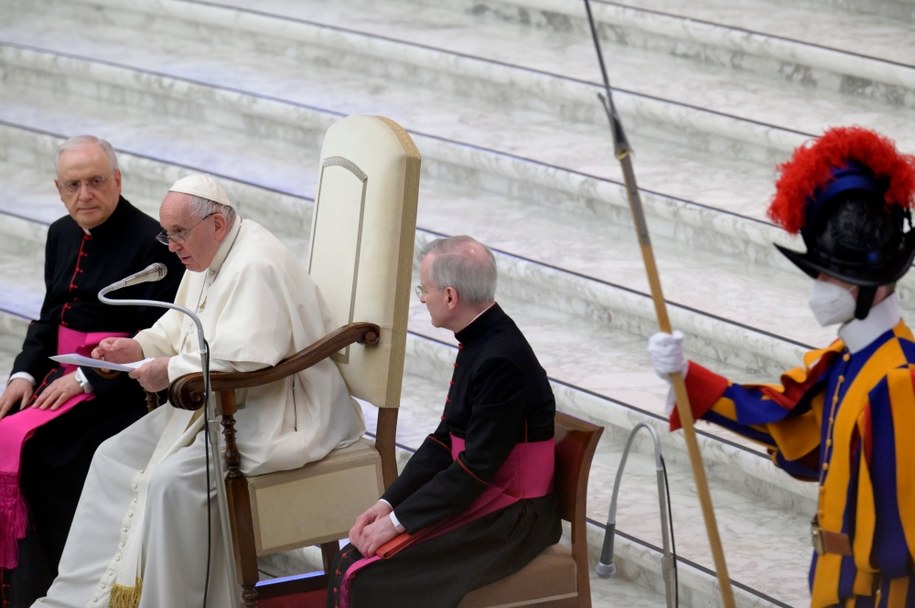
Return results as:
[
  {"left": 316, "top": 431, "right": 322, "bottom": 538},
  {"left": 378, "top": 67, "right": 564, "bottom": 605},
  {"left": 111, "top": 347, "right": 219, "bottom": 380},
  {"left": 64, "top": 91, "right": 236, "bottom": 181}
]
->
[
  {"left": 468, "top": 302, "right": 495, "bottom": 325},
  {"left": 838, "top": 292, "right": 900, "bottom": 353},
  {"left": 453, "top": 302, "right": 496, "bottom": 335}
]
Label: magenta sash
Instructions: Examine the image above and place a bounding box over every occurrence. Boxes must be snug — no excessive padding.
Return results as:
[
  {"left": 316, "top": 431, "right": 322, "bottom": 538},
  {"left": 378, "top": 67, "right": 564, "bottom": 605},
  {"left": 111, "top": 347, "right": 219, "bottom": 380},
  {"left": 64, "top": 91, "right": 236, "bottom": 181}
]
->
[
  {"left": 0, "top": 327, "right": 128, "bottom": 569},
  {"left": 339, "top": 435, "right": 555, "bottom": 606}
]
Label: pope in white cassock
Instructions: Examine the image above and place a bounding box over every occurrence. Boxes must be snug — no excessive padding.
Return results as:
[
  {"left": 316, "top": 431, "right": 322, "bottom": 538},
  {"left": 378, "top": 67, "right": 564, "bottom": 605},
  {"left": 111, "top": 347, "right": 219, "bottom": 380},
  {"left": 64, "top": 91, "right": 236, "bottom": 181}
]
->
[{"left": 33, "top": 174, "right": 365, "bottom": 608}]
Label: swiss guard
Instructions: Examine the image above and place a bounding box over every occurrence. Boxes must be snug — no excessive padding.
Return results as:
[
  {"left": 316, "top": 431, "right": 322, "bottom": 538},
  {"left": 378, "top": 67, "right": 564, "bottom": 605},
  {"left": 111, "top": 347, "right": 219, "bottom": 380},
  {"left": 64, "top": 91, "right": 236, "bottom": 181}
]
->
[{"left": 648, "top": 125, "right": 915, "bottom": 607}]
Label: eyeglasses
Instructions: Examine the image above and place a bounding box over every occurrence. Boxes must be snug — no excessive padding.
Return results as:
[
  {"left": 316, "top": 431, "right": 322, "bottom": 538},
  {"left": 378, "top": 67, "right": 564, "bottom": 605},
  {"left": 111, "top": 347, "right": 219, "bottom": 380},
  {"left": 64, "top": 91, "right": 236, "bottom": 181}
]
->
[
  {"left": 156, "top": 213, "right": 216, "bottom": 245},
  {"left": 60, "top": 172, "right": 114, "bottom": 195},
  {"left": 415, "top": 284, "right": 444, "bottom": 299}
]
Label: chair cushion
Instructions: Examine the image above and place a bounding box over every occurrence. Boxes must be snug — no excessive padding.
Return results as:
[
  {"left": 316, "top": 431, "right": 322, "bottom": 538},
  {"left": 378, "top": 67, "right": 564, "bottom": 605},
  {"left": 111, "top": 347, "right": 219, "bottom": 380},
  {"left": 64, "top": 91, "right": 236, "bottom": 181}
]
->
[
  {"left": 457, "top": 544, "right": 578, "bottom": 608},
  {"left": 248, "top": 438, "right": 383, "bottom": 554}
]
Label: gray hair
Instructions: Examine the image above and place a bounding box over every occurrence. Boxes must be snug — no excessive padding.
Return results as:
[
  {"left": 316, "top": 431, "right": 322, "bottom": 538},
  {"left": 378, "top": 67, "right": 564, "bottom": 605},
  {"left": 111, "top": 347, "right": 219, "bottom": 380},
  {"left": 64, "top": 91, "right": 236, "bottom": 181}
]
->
[
  {"left": 56, "top": 135, "right": 118, "bottom": 175},
  {"left": 187, "top": 194, "right": 236, "bottom": 227},
  {"left": 421, "top": 235, "right": 497, "bottom": 304}
]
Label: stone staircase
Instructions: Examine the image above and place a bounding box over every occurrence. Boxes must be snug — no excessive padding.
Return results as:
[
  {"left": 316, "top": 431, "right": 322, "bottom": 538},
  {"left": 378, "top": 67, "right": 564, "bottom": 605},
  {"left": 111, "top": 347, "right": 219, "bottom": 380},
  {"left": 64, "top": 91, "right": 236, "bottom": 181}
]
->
[{"left": 0, "top": 0, "right": 913, "bottom": 605}]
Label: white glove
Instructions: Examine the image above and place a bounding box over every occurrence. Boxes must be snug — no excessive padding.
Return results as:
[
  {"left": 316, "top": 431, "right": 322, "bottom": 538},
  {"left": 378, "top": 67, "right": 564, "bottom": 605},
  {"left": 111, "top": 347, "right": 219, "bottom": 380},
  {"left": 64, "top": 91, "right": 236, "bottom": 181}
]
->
[
  {"left": 647, "top": 330, "right": 688, "bottom": 380},
  {"left": 647, "top": 331, "right": 688, "bottom": 416}
]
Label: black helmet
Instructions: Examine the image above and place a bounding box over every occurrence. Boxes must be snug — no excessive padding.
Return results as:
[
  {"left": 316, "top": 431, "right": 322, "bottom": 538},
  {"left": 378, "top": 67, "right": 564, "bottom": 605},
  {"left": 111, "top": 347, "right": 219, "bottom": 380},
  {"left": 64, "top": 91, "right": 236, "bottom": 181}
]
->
[{"left": 768, "top": 127, "right": 915, "bottom": 318}]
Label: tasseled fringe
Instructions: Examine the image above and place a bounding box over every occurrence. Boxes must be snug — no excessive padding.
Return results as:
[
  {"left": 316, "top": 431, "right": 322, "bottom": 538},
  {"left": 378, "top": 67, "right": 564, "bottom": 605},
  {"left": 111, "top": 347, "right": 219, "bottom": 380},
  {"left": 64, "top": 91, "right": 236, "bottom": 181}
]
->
[
  {"left": 0, "top": 476, "right": 28, "bottom": 570},
  {"left": 108, "top": 578, "right": 143, "bottom": 608}
]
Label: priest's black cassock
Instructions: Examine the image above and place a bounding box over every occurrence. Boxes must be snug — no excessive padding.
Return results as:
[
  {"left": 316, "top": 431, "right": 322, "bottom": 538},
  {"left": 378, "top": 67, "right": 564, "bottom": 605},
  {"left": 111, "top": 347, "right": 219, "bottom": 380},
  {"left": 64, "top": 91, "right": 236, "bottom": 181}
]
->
[
  {"left": 5, "top": 197, "right": 183, "bottom": 606},
  {"left": 329, "top": 304, "right": 561, "bottom": 608}
]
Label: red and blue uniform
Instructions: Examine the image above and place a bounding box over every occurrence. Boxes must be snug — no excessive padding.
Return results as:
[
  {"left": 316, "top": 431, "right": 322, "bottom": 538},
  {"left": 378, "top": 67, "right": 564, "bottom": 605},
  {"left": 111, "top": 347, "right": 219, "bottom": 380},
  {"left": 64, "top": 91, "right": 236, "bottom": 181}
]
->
[{"left": 674, "top": 311, "right": 915, "bottom": 607}]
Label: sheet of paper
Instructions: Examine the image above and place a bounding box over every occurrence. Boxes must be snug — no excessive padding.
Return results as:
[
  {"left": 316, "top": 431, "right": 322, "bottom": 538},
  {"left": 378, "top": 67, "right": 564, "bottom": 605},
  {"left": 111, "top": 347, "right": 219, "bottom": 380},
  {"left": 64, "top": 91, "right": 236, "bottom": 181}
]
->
[{"left": 50, "top": 353, "right": 154, "bottom": 373}]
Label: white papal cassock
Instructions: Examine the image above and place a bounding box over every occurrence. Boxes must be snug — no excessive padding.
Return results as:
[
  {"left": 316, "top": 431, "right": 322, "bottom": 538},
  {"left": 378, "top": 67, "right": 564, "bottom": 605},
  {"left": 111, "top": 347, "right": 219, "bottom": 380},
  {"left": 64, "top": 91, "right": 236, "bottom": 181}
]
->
[{"left": 34, "top": 218, "right": 365, "bottom": 608}]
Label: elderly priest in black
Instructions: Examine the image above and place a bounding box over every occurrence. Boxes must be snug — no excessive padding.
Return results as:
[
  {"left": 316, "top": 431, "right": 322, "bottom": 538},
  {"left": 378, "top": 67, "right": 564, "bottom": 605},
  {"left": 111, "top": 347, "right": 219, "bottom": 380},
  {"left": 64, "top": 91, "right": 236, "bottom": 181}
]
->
[
  {"left": 0, "top": 135, "right": 183, "bottom": 607},
  {"left": 328, "top": 235, "right": 560, "bottom": 608}
]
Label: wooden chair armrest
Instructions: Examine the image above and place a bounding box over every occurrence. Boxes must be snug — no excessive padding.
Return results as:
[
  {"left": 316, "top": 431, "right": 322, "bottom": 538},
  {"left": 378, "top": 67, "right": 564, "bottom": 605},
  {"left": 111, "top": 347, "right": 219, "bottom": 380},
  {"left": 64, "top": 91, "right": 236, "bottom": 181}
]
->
[{"left": 168, "top": 322, "right": 380, "bottom": 411}]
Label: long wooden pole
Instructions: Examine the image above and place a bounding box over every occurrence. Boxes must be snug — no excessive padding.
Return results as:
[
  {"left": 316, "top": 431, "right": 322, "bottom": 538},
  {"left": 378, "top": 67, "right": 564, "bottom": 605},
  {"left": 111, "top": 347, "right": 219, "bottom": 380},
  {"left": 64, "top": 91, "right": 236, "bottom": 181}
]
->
[{"left": 581, "top": 3, "right": 736, "bottom": 606}]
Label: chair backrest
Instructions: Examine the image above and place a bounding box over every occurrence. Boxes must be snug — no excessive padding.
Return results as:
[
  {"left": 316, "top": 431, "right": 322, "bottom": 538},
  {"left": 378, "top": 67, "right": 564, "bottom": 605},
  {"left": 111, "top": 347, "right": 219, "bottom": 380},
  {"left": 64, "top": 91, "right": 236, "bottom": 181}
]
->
[
  {"left": 554, "top": 410, "right": 603, "bottom": 605},
  {"left": 307, "top": 115, "right": 420, "bottom": 409}
]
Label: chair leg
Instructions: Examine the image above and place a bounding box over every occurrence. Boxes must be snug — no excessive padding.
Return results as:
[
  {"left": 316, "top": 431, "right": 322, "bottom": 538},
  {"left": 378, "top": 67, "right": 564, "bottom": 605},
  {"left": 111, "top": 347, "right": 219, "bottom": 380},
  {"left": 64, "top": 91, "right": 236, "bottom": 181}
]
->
[
  {"left": 242, "top": 584, "right": 258, "bottom": 608},
  {"left": 321, "top": 541, "right": 341, "bottom": 573}
]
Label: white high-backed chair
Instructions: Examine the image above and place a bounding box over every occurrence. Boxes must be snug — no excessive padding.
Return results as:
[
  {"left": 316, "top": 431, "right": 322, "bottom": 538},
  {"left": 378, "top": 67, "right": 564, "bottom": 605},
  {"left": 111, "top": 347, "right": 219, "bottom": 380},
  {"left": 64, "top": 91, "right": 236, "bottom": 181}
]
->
[{"left": 169, "top": 114, "right": 420, "bottom": 606}]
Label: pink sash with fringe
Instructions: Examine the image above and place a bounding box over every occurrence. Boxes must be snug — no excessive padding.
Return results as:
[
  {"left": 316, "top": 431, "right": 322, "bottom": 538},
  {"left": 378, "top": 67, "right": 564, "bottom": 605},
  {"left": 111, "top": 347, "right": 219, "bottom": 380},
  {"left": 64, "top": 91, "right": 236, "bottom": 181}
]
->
[
  {"left": 339, "top": 435, "right": 555, "bottom": 606},
  {"left": 0, "top": 327, "right": 127, "bottom": 569}
]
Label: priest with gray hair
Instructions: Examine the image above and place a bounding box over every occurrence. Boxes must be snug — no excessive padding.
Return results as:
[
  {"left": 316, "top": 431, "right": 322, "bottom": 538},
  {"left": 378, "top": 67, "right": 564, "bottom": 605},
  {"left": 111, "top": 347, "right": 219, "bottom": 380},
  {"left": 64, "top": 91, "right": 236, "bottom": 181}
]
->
[{"left": 328, "top": 235, "right": 560, "bottom": 608}]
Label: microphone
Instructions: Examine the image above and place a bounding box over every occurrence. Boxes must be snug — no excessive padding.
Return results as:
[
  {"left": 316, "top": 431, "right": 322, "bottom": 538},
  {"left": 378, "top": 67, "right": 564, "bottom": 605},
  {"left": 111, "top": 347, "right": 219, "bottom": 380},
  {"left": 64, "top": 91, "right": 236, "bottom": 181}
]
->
[
  {"left": 99, "top": 263, "right": 168, "bottom": 295},
  {"left": 96, "top": 270, "right": 240, "bottom": 607}
]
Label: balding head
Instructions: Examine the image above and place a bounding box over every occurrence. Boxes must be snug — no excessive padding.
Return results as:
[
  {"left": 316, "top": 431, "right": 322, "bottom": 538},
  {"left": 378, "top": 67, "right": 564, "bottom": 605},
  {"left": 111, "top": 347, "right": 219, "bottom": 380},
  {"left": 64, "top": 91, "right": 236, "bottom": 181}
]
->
[
  {"left": 417, "top": 236, "right": 497, "bottom": 333},
  {"left": 419, "top": 235, "right": 497, "bottom": 305}
]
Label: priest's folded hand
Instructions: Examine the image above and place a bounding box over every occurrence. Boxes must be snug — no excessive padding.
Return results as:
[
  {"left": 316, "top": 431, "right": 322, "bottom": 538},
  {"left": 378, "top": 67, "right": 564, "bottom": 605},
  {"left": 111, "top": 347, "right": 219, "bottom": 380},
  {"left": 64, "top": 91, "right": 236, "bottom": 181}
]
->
[
  {"left": 30, "top": 373, "right": 82, "bottom": 411},
  {"left": 0, "top": 378, "right": 33, "bottom": 420},
  {"left": 352, "top": 513, "right": 398, "bottom": 557}
]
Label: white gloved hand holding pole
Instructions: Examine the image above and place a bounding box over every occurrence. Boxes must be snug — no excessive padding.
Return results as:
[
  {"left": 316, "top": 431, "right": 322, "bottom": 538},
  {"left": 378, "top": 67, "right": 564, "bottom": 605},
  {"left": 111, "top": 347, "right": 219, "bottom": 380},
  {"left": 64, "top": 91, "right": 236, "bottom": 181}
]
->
[{"left": 647, "top": 330, "right": 688, "bottom": 414}]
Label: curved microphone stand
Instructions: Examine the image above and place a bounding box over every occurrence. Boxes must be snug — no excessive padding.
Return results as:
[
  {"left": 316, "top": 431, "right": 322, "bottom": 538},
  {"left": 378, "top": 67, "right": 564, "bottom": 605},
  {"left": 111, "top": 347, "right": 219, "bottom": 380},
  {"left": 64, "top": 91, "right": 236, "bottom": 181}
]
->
[
  {"left": 98, "top": 282, "right": 242, "bottom": 608},
  {"left": 596, "top": 422, "right": 675, "bottom": 608}
]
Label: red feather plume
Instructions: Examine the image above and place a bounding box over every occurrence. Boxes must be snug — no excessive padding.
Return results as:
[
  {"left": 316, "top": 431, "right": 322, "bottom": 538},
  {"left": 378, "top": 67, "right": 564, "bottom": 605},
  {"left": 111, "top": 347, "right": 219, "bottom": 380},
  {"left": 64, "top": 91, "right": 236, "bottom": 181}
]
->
[{"left": 767, "top": 126, "right": 915, "bottom": 233}]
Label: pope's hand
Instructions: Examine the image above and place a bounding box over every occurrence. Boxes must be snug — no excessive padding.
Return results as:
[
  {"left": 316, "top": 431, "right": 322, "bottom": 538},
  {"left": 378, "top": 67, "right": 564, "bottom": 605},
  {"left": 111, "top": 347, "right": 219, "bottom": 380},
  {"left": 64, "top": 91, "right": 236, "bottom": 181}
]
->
[
  {"left": 128, "top": 357, "right": 170, "bottom": 393},
  {"left": 92, "top": 337, "right": 143, "bottom": 364}
]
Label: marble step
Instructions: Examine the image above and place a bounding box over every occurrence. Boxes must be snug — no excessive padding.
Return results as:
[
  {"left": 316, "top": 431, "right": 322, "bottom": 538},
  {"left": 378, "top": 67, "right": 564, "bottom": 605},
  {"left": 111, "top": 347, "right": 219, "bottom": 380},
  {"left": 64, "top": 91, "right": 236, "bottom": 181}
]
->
[
  {"left": 0, "top": 0, "right": 912, "bottom": 332},
  {"left": 0, "top": 123, "right": 316, "bottom": 253},
  {"left": 0, "top": 152, "right": 827, "bottom": 419},
  {"left": 85, "top": 0, "right": 915, "bottom": 127},
  {"left": 0, "top": 2, "right": 912, "bottom": 340},
  {"left": 0, "top": 17, "right": 795, "bottom": 229},
  {"left": 6, "top": 116, "right": 915, "bottom": 343},
  {"left": 5, "top": 118, "right": 915, "bottom": 390},
  {"left": 447, "top": 0, "right": 915, "bottom": 104},
  {"left": 153, "top": 0, "right": 915, "bottom": 137},
  {"left": 0, "top": 59, "right": 864, "bottom": 360},
  {"left": 807, "top": 0, "right": 915, "bottom": 22},
  {"left": 801, "top": 0, "right": 915, "bottom": 21},
  {"left": 4, "top": 0, "right": 915, "bottom": 224},
  {"left": 0, "top": 118, "right": 907, "bottom": 459}
]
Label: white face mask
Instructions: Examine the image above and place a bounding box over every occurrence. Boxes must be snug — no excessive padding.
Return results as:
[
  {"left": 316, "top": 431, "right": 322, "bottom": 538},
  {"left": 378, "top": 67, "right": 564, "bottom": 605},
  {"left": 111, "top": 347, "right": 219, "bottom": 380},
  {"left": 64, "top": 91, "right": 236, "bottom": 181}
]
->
[{"left": 808, "top": 279, "right": 857, "bottom": 326}]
